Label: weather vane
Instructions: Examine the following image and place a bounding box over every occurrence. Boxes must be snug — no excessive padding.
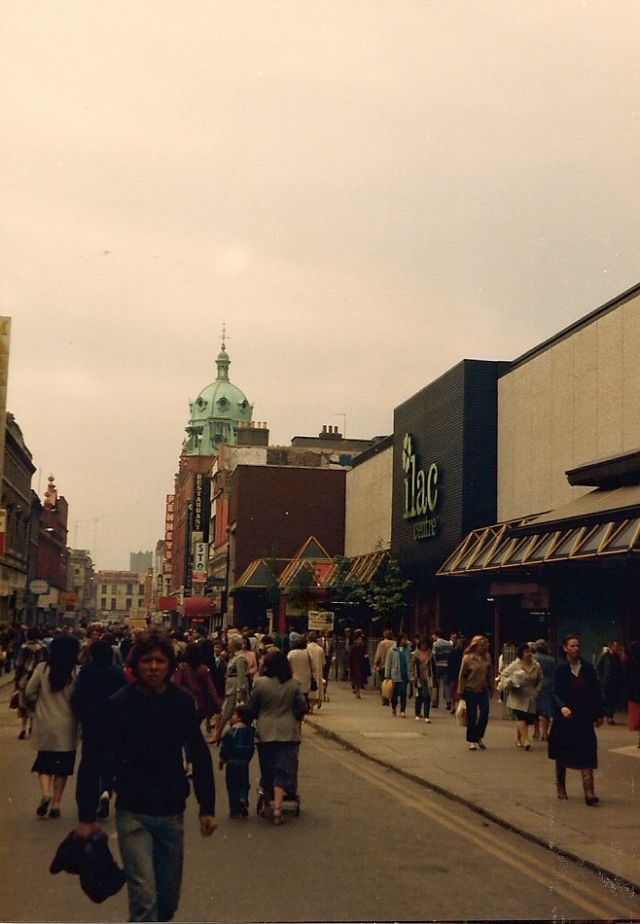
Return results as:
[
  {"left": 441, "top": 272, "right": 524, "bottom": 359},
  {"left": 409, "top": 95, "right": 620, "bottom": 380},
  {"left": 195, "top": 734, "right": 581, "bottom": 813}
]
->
[{"left": 221, "top": 322, "right": 230, "bottom": 349}]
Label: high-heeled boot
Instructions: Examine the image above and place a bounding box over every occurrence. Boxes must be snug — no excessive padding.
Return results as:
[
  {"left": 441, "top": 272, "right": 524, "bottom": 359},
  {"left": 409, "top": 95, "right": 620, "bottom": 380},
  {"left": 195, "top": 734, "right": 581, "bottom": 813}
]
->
[
  {"left": 581, "top": 768, "right": 599, "bottom": 805},
  {"left": 556, "top": 763, "right": 568, "bottom": 800}
]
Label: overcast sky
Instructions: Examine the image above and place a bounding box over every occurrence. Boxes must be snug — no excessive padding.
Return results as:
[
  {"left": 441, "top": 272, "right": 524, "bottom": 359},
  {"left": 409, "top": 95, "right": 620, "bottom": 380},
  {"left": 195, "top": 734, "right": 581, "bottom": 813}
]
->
[{"left": 3, "top": 1, "right": 639, "bottom": 570}]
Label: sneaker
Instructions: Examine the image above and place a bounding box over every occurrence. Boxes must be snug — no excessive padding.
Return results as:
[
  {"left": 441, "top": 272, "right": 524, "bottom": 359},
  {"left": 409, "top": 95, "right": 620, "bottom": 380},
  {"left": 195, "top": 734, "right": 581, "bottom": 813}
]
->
[
  {"left": 400, "top": 712, "right": 406, "bottom": 718},
  {"left": 424, "top": 718, "right": 431, "bottom": 724},
  {"left": 478, "top": 739, "right": 487, "bottom": 750},
  {"left": 415, "top": 716, "right": 421, "bottom": 721},
  {"left": 469, "top": 743, "right": 478, "bottom": 751}
]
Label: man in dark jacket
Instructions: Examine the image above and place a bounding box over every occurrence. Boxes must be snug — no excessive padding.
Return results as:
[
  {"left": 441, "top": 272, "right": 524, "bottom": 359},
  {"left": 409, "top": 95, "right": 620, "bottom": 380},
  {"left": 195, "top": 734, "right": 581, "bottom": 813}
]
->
[{"left": 75, "top": 630, "right": 216, "bottom": 923}]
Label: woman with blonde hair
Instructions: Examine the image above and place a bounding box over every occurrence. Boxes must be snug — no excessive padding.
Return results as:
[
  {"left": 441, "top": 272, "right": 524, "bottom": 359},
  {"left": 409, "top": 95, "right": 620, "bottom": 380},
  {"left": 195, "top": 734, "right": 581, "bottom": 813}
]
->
[{"left": 457, "top": 635, "right": 494, "bottom": 750}]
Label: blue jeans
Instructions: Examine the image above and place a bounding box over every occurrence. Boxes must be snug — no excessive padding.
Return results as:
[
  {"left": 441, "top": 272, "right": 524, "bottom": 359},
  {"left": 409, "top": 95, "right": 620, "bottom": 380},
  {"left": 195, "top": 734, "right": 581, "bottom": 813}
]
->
[
  {"left": 116, "top": 810, "right": 184, "bottom": 922},
  {"left": 414, "top": 686, "right": 431, "bottom": 719},
  {"left": 463, "top": 690, "right": 489, "bottom": 743},
  {"left": 391, "top": 681, "right": 407, "bottom": 713}
]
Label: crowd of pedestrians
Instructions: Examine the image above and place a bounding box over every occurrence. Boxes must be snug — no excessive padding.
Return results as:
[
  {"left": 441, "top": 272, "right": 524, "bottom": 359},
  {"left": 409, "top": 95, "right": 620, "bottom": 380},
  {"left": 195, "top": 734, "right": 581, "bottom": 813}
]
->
[{"left": 3, "top": 618, "right": 640, "bottom": 919}]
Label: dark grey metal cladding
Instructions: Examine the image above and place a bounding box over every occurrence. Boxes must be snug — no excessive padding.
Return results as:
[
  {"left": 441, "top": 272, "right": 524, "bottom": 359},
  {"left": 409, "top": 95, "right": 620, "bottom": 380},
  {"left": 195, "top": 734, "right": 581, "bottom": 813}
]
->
[{"left": 391, "top": 359, "right": 509, "bottom": 582}]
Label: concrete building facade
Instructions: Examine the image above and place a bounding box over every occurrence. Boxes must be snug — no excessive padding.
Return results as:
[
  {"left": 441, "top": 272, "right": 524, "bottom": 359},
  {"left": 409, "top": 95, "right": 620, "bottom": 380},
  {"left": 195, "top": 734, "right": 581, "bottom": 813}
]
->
[
  {"left": 498, "top": 284, "right": 640, "bottom": 520},
  {"left": 345, "top": 437, "right": 393, "bottom": 557}
]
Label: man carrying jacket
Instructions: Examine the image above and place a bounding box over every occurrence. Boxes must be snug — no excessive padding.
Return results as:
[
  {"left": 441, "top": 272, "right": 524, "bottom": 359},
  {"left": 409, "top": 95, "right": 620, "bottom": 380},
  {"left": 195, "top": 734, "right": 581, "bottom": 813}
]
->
[{"left": 75, "top": 630, "right": 216, "bottom": 923}]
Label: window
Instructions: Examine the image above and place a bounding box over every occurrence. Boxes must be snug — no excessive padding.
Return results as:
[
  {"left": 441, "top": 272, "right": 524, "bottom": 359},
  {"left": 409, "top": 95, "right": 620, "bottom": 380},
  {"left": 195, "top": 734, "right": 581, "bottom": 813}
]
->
[
  {"left": 126, "top": 583, "right": 133, "bottom": 595},
  {"left": 138, "top": 584, "right": 144, "bottom": 595},
  {"left": 110, "top": 598, "right": 117, "bottom": 611},
  {"left": 126, "top": 598, "right": 132, "bottom": 609},
  {"left": 100, "top": 598, "right": 106, "bottom": 610},
  {"left": 101, "top": 584, "right": 107, "bottom": 593}
]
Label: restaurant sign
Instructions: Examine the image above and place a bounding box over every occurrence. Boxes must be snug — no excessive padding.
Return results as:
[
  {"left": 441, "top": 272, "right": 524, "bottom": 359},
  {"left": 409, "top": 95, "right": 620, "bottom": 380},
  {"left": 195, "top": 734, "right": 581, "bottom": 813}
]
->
[{"left": 402, "top": 433, "right": 439, "bottom": 540}]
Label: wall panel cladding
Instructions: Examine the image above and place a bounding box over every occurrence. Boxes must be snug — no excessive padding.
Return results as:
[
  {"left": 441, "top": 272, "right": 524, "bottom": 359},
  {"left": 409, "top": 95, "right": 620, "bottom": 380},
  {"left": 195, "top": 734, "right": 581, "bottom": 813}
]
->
[
  {"left": 230, "top": 465, "right": 346, "bottom": 577},
  {"left": 392, "top": 360, "right": 506, "bottom": 581}
]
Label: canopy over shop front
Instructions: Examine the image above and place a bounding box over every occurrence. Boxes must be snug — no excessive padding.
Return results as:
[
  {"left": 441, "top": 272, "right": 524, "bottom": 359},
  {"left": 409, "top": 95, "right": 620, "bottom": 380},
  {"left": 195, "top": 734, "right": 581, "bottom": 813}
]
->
[{"left": 437, "top": 483, "right": 640, "bottom": 578}]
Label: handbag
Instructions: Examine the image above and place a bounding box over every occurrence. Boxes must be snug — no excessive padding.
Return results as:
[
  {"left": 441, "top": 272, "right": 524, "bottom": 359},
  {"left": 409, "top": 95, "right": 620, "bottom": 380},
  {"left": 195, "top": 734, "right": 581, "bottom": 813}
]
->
[
  {"left": 455, "top": 699, "right": 467, "bottom": 727},
  {"left": 380, "top": 678, "right": 394, "bottom": 700},
  {"left": 9, "top": 690, "right": 19, "bottom": 710}
]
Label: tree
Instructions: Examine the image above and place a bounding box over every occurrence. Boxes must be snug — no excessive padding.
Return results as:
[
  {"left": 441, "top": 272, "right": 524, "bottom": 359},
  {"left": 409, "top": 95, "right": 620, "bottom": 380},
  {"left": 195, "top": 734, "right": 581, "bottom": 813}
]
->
[
  {"left": 286, "top": 564, "right": 316, "bottom": 615},
  {"left": 330, "top": 556, "right": 366, "bottom": 606},
  {"left": 366, "top": 557, "right": 412, "bottom": 633}
]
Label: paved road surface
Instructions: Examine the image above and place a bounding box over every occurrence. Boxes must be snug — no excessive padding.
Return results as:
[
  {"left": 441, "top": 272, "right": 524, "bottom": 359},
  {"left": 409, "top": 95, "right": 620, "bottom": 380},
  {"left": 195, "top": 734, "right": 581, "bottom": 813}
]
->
[{"left": 1, "top": 684, "right": 639, "bottom": 922}]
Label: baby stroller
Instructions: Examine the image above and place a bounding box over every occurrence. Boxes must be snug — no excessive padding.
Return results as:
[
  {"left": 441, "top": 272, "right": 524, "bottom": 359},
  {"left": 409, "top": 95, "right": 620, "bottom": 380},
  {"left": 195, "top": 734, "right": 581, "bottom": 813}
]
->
[{"left": 256, "top": 782, "right": 300, "bottom": 818}]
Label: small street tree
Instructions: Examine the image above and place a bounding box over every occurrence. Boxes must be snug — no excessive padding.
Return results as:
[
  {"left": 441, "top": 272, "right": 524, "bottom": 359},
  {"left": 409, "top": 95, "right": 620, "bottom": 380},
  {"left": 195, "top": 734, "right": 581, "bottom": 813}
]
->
[{"left": 365, "top": 556, "right": 412, "bottom": 633}]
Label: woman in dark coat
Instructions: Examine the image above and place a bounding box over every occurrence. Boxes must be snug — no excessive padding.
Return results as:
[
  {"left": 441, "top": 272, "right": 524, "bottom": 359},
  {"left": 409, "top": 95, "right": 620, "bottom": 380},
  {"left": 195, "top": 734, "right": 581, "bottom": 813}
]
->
[
  {"left": 347, "top": 630, "right": 368, "bottom": 698},
  {"left": 548, "top": 634, "right": 604, "bottom": 804},
  {"left": 624, "top": 640, "right": 640, "bottom": 748}
]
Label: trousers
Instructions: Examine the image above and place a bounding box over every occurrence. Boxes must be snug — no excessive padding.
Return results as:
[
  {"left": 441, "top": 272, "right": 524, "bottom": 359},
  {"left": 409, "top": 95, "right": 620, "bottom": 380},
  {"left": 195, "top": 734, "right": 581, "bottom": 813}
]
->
[
  {"left": 116, "top": 810, "right": 184, "bottom": 922},
  {"left": 225, "top": 761, "right": 250, "bottom": 816}
]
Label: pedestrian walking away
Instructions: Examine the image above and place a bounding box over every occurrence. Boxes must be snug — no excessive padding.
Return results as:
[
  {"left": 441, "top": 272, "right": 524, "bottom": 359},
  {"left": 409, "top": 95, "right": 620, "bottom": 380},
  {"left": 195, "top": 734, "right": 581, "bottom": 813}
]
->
[
  {"left": 385, "top": 633, "right": 411, "bottom": 718},
  {"left": 75, "top": 629, "right": 217, "bottom": 923},
  {"left": 347, "top": 629, "right": 368, "bottom": 699},
  {"left": 13, "top": 627, "right": 47, "bottom": 739},
  {"left": 219, "top": 704, "right": 255, "bottom": 818},
  {"left": 457, "top": 635, "right": 494, "bottom": 750},
  {"left": 548, "top": 634, "right": 604, "bottom": 805},
  {"left": 26, "top": 634, "right": 80, "bottom": 820},
  {"left": 247, "top": 648, "right": 307, "bottom": 826},
  {"left": 532, "top": 639, "right": 555, "bottom": 742},
  {"left": 72, "top": 639, "right": 126, "bottom": 824},
  {"left": 596, "top": 640, "right": 624, "bottom": 724}
]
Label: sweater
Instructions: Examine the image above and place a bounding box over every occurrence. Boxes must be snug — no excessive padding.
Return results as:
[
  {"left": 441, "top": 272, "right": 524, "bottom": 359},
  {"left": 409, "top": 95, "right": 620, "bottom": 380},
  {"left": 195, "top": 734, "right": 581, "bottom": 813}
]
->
[{"left": 106, "top": 682, "right": 215, "bottom": 817}]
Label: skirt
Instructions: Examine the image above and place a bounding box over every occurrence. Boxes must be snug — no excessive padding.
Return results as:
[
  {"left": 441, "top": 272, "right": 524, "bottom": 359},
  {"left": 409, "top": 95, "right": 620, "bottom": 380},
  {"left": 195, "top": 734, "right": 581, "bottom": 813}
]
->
[
  {"left": 31, "top": 750, "right": 76, "bottom": 776},
  {"left": 628, "top": 700, "right": 640, "bottom": 732},
  {"left": 257, "top": 742, "right": 299, "bottom": 795},
  {"left": 548, "top": 716, "right": 597, "bottom": 769},
  {"left": 513, "top": 709, "right": 536, "bottom": 724}
]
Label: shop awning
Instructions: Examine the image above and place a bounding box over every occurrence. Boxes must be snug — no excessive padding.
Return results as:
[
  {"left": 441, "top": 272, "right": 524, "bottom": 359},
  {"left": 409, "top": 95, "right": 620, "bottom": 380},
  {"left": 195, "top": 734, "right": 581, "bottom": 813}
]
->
[
  {"left": 183, "top": 596, "right": 213, "bottom": 618},
  {"left": 438, "top": 486, "right": 640, "bottom": 577}
]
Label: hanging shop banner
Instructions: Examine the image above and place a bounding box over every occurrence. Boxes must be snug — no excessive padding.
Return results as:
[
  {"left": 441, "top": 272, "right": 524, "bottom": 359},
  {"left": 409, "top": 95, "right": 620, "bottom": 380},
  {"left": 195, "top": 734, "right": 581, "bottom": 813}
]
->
[
  {"left": 192, "top": 473, "right": 211, "bottom": 541},
  {"left": 192, "top": 542, "right": 208, "bottom": 582}
]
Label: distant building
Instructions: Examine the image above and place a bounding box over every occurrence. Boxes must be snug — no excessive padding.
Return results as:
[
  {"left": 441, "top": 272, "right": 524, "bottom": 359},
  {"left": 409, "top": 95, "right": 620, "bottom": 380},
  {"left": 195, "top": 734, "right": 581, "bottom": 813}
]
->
[
  {"left": 94, "top": 570, "right": 147, "bottom": 621},
  {"left": 129, "top": 550, "right": 152, "bottom": 572},
  {"left": 67, "top": 549, "right": 96, "bottom": 621},
  {"left": 0, "top": 413, "right": 36, "bottom": 623},
  {"left": 36, "top": 475, "right": 69, "bottom": 625}
]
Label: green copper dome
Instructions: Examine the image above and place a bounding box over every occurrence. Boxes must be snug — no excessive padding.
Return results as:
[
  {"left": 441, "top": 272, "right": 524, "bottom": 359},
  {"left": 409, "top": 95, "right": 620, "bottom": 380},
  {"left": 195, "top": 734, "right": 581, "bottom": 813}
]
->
[{"left": 183, "top": 342, "right": 253, "bottom": 456}]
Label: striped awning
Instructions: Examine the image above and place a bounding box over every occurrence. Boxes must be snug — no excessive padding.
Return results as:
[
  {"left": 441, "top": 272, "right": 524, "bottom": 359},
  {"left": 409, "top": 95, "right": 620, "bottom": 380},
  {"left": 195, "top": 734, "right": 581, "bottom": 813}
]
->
[{"left": 438, "top": 511, "right": 640, "bottom": 577}]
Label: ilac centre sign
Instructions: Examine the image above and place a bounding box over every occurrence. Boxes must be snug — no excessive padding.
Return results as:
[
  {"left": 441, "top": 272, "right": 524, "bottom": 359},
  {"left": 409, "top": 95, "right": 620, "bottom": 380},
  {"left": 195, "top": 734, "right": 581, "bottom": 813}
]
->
[{"left": 402, "top": 433, "right": 440, "bottom": 540}]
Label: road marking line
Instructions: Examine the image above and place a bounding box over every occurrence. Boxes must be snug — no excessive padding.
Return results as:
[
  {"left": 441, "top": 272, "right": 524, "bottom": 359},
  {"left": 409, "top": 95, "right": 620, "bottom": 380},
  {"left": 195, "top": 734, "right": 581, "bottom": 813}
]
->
[{"left": 307, "top": 734, "right": 636, "bottom": 920}]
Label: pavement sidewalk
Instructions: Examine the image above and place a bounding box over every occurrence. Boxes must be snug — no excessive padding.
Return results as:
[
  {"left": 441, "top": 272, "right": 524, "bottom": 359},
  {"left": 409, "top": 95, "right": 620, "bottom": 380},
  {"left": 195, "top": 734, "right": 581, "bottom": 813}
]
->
[{"left": 306, "top": 680, "right": 640, "bottom": 890}]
